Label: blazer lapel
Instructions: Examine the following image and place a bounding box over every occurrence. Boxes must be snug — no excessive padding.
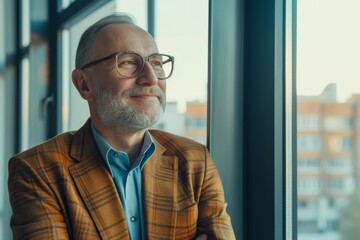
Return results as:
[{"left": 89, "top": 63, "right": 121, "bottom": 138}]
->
[
  {"left": 143, "top": 135, "right": 178, "bottom": 239},
  {"left": 68, "top": 120, "right": 130, "bottom": 240}
]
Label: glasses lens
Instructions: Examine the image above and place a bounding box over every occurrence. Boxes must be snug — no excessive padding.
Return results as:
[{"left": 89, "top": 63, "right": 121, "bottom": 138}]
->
[
  {"left": 149, "top": 54, "right": 173, "bottom": 79},
  {"left": 116, "top": 53, "right": 173, "bottom": 79},
  {"left": 116, "top": 53, "right": 143, "bottom": 78}
]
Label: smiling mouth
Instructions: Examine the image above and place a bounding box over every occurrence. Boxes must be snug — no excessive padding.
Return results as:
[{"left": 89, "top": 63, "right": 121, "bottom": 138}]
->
[
  {"left": 131, "top": 94, "right": 161, "bottom": 101},
  {"left": 132, "top": 94, "right": 157, "bottom": 98}
]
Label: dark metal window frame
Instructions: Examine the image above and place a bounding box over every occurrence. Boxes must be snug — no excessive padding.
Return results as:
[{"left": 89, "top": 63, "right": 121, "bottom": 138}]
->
[{"left": 209, "top": 0, "right": 297, "bottom": 239}]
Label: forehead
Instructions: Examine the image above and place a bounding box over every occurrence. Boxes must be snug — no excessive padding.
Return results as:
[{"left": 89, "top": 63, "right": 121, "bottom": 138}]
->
[{"left": 92, "top": 23, "right": 158, "bottom": 56}]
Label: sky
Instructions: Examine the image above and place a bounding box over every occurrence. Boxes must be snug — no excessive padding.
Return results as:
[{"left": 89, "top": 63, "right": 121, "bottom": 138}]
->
[
  {"left": 297, "top": 0, "right": 360, "bottom": 101},
  {"left": 154, "top": 1, "right": 208, "bottom": 111}
]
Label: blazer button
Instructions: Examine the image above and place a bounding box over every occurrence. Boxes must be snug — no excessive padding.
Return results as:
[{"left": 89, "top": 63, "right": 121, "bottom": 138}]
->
[{"left": 130, "top": 216, "right": 136, "bottom": 222}]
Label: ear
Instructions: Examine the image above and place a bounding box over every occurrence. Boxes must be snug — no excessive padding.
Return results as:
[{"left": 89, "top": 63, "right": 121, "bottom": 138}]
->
[{"left": 72, "top": 69, "right": 94, "bottom": 100}]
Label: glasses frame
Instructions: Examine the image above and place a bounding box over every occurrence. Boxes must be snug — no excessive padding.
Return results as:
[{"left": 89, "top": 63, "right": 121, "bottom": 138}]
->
[{"left": 80, "top": 51, "right": 175, "bottom": 80}]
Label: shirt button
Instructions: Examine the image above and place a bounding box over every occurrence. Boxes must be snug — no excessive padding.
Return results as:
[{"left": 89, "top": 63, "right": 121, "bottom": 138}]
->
[
  {"left": 130, "top": 216, "right": 136, "bottom": 222},
  {"left": 113, "top": 152, "right": 118, "bottom": 157}
]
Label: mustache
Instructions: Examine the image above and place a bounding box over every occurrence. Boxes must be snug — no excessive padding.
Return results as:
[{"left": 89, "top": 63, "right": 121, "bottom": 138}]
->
[{"left": 123, "top": 86, "right": 165, "bottom": 99}]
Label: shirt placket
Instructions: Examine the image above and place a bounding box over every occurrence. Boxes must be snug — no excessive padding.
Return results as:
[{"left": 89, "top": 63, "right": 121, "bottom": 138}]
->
[{"left": 125, "top": 169, "right": 141, "bottom": 238}]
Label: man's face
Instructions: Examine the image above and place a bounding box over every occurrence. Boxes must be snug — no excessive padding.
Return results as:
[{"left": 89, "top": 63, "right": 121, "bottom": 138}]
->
[{"left": 86, "top": 23, "right": 167, "bottom": 130}]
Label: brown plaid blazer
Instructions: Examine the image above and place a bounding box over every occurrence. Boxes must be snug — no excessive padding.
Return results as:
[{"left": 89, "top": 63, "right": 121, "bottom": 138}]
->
[{"left": 8, "top": 120, "right": 235, "bottom": 240}]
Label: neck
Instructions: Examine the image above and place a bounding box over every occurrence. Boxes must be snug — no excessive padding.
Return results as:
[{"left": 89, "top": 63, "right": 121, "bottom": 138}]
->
[{"left": 92, "top": 118, "right": 147, "bottom": 165}]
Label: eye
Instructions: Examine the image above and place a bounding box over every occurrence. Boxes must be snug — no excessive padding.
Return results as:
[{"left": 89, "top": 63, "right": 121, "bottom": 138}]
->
[
  {"left": 151, "top": 60, "right": 162, "bottom": 67},
  {"left": 121, "top": 60, "right": 137, "bottom": 66},
  {"left": 150, "top": 56, "right": 163, "bottom": 68},
  {"left": 118, "top": 57, "right": 140, "bottom": 68}
]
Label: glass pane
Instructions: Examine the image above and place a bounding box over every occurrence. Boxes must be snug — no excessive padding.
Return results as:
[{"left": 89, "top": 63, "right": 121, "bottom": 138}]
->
[
  {"left": 1, "top": 0, "right": 16, "bottom": 238},
  {"left": 0, "top": 66, "right": 16, "bottom": 240},
  {"left": 297, "top": 1, "right": 360, "bottom": 240},
  {"left": 61, "top": 1, "right": 115, "bottom": 131},
  {"left": 20, "top": 57, "right": 30, "bottom": 149},
  {"left": 154, "top": 0, "right": 209, "bottom": 144},
  {"left": 58, "top": 0, "right": 75, "bottom": 11},
  {"left": 20, "top": 0, "right": 49, "bottom": 150},
  {"left": 21, "top": 0, "right": 30, "bottom": 47},
  {"left": 115, "top": 0, "right": 147, "bottom": 29}
]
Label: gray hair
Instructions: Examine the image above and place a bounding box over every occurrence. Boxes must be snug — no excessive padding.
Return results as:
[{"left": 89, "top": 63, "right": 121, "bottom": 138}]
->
[{"left": 75, "top": 13, "right": 135, "bottom": 69}]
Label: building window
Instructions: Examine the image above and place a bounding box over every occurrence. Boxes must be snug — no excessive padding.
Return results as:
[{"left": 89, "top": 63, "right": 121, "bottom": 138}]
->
[
  {"left": 298, "top": 178, "right": 320, "bottom": 194},
  {"left": 326, "top": 158, "right": 352, "bottom": 170},
  {"left": 298, "top": 200, "right": 308, "bottom": 208},
  {"left": 328, "top": 137, "right": 352, "bottom": 152},
  {"left": 186, "top": 118, "right": 207, "bottom": 130},
  {"left": 298, "top": 220, "right": 318, "bottom": 232},
  {"left": 324, "top": 116, "right": 353, "bottom": 131},
  {"left": 298, "top": 136, "right": 321, "bottom": 151},
  {"left": 326, "top": 178, "right": 355, "bottom": 194},
  {"left": 327, "top": 179, "right": 343, "bottom": 191},
  {"left": 298, "top": 158, "right": 319, "bottom": 172},
  {"left": 327, "top": 220, "right": 339, "bottom": 231},
  {"left": 298, "top": 115, "right": 320, "bottom": 130}
]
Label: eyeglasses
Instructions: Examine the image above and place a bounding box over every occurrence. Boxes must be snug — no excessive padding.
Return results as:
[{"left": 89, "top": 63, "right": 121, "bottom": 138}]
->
[{"left": 80, "top": 52, "right": 175, "bottom": 80}]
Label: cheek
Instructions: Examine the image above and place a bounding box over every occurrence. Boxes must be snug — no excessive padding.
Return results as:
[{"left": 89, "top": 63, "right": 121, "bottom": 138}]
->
[{"left": 94, "top": 73, "right": 129, "bottom": 94}]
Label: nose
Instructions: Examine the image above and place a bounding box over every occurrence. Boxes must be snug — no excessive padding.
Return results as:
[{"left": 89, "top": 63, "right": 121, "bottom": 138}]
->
[{"left": 136, "top": 61, "right": 158, "bottom": 86}]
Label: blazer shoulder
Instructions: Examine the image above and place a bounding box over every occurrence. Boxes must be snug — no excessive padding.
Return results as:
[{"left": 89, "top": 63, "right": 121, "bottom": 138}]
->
[
  {"left": 10, "top": 131, "right": 77, "bottom": 167},
  {"left": 149, "top": 129, "right": 207, "bottom": 156}
]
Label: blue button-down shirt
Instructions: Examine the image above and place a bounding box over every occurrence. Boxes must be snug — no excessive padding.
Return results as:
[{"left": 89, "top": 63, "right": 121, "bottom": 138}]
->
[{"left": 91, "top": 124, "right": 155, "bottom": 240}]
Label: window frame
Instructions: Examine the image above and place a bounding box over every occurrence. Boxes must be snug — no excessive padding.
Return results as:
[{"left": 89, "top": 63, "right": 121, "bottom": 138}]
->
[{"left": 209, "top": 0, "right": 296, "bottom": 239}]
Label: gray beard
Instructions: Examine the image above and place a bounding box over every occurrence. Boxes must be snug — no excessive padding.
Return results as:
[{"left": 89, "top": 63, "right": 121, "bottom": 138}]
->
[{"left": 94, "top": 85, "right": 166, "bottom": 130}]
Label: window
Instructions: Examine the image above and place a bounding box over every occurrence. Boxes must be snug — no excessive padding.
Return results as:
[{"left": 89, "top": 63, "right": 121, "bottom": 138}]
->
[
  {"left": 326, "top": 178, "right": 355, "bottom": 194},
  {"left": 297, "top": 1, "right": 360, "bottom": 239},
  {"left": 60, "top": 2, "right": 114, "bottom": 132},
  {"left": 58, "top": 0, "right": 76, "bottom": 11},
  {"left": 186, "top": 118, "right": 207, "bottom": 130},
  {"left": 324, "top": 116, "right": 353, "bottom": 131},
  {"left": 298, "top": 115, "right": 320, "bottom": 131},
  {"left": 0, "top": 1, "right": 16, "bottom": 239},
  {"left": 298, "top": 136, "right": 321, "bottom": 151},
  {"left": 327, "top": 179, "right": 343, "bottom": 191},
  {"left": 298, "top": 220, "right": 318, "bottom": 232},
  {"left": 154, "top": 0, "right": 208, "bottom": 144},
  {"left": 328, "top": 137, "right": 352, "bottom": 152},
  {"left": 327, "top": 220, "right": 339, "bottom": 231},
  {"left": 298, "top": 200, "right": 308, "bottom": 208},
  {"left": 298, "top": 179, "right": 320, "bottom": 194},
  {"left": 153, "top": 102, "right": 184, "bottom": 135},
  {"left": 298, "top": 158, "right": 319, "bottom": 172},
  {"left": 326, "top": 158, "right": 352, "bottom": 172},
  {"left": 115, "top": 0, "right": 147, "bottom": 29}
]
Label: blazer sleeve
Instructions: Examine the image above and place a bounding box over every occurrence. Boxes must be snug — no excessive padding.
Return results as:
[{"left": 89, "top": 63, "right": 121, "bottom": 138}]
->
[
  {"left": 196, "top": 146, "right": 236, "bottom": 240},
  {"left": 8, "top": 156, "right": 70, "bottom": 240}
]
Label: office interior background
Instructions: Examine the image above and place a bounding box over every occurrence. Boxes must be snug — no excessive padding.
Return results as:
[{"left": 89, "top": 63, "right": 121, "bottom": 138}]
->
[{"left": 1, "top": 0, "right": 360, "bottom": 239}]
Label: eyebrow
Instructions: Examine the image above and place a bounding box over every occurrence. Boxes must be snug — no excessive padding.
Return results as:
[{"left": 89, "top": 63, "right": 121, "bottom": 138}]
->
[{"left": 121, "top": 50, "right": 159, "bottom": 56}]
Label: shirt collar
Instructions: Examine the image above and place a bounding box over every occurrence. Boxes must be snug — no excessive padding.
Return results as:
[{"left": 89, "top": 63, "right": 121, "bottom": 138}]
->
[
  {"left": 137, "top": 131, "right": 155, "bottom": 170},
  {"left": 90, "top": 122, "right": 155, "bottom": 175}
]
